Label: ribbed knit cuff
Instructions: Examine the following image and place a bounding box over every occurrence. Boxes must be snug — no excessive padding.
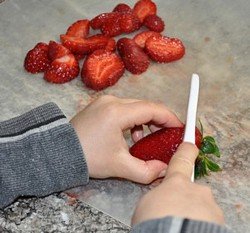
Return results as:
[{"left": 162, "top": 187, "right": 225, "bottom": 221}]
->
[
  {"left": 0, "top": 103, "right": 89, "bottom": 209},
  {"left": 0, "top": 103, "right": 65, "bottom": 137},
  {"left": 131, "top": 217, "right": 232, "bottom": 233}
]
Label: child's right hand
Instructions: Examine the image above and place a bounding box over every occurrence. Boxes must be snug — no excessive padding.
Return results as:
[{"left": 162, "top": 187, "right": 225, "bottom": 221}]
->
[{"left": 132, "top": 143, "right": 225, "bottom": 226}]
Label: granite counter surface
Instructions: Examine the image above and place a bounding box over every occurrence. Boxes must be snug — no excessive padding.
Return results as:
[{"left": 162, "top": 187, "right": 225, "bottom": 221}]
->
[{"left": 0, "top": 0, "right": 249, "bottom": 232}]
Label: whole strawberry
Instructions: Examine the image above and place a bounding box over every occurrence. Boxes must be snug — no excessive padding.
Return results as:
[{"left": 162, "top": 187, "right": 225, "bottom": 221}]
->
[
  {"left": 24, "top": 42, "right": 51, "bottom": 73},
  {"left": 130, "top": 126, "right": 221, "bottom": 178}
]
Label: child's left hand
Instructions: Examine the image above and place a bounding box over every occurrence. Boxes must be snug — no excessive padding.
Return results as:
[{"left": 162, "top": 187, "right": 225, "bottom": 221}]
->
[{"left": 70, "top": 95, "right": 182, "bottom": 184}]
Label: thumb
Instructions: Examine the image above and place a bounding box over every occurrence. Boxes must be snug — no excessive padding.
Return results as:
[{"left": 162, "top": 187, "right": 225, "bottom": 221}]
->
[
  {"left": 165, "top": 142, "right": 199, "bottom": 180},
  {"left": 118, "top": 151, "right": 167, "bottom": 184}
]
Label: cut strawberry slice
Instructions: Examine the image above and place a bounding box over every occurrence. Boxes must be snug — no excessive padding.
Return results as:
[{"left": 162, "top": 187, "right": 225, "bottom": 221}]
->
[
  {"left": 48, "top": 41, "right": 71, "bottom": 60},
  {"left": 145, "top": 35, "right": 185, "bottom": 63},
  {"left": 105, "top": 38, "right": 116, "bottom": 51},
  {"left": 119, "top": 12, "right": 141, "bottom": 33},
  {"left": 24, "top": 42, "right": 51, "bottom": 73},
  {"left": 90, "top": 12, "right": 120, "bottom": 30},
  {"left": 143, "top": 14, "right": 165, "bottom": 32},
  {"left": 74, "top": 53, "right": 85, "bottom": 60},
  {"left": 66, "top": 19, "right": 90, "bottom": 38},
  {"left": 60, "top": 34, "right": 110, "bottom": 55},
  {"left": 113, "top": 3, "right": 132, "bottom": 13},
  {"left": 133, "top": 0, "right": 157, "bottom": 23},
  {"left": 133, "top": 30, "right": 161, "bottom": 48},
  {"left": 100, "top": 16, "right": 122, "bottom": 37},
  {"left": 117, "top": 38, "right": 150, "bottom": 74},
  {"left": 44, "top": 54, "right": 79, "bottom": 84},
  {"left": 81, "top": 49, "right": 125, "bottom": 91}
]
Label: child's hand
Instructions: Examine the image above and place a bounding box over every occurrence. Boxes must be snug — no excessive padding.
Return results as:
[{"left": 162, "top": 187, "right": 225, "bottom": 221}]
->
[
  {"left": 70, "top": 95, "right": 182, "bottom": 184},
  {"left": 132, "top": 143, "right": 225, "bottom": 225}
]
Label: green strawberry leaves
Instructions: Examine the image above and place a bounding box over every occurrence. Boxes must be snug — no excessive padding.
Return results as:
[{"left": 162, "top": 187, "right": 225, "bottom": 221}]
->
[
  {"left": 201, "top": 136, "right": 220, "bottom": 157},
  {"left": 194, "top": 121, "right": 222, "bottom": 179}
]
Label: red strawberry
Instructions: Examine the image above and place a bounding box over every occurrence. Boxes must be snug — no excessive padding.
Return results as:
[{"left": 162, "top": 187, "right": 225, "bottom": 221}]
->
[
  {"left": 66, "top": 19, "right": 90, "bottom": 38},
  {"left": 143, "top": 14, "right": 165, "bottom": 32},
  {"left": 48, "top": 41, "right": 71, "bottom": 60},
  {"left": 105, "top": 38, "right": 116, "bottom": 51},
  {"left": 24, "top": 42, "right": 51, "bottom": 73},
  {"left": 44, "top": 54, "right": 79, "bottom": 84},
  {"left": 90, "top": 12, "right": 120, "bottom": 30},
  {"left": 133, "top": 0, "right": 157, "bottom": 23},
  {"left": 100, "top": 16, "right": 122, "bottom": 37},
  {"left": 133, "top": 30, "right": 161, "bottom": 48},
  {"left": 119, "top": 12, "right": 141, "bottom": 33},
  {"left": 74, "top": 54, "right": 85, "bottom": 60},
  {"left": 81, "top": 49, "right": 125, "bottom": 91},
  {"left": 130, "top": 127, "right": 202, "bottom": 164},
  {"left": 145, "top": 35, "right": 185, "bottom": 63},
  {"left": 117, "top": 38, "right": 150, "bottom": 74},
  {"left": 60, "top": 34, "right": 110, "bottom": 55},
  {"left": 130, "top": 126, "right": 222, "bottom": 178},
  {"left": 113, "top": 3, "right": 132, "bottom": 13}
]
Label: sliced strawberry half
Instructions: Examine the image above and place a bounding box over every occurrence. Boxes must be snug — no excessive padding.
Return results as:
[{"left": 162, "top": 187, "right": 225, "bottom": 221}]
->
[
  {"left": 66, "top": 19, "right": 90, "bottom": 38},
  {"left": 105, "top": 38, "right": 116, "bottom": 52},
  {"left": 74, "top": 54, "right": 85, "bottom": 60},
  {"left": 133, "top": 0, "right": 157, "bottom": 23},
  {"left": 60, "top": 34, "right": 110, "bottom": 55},
  {"left": 48, "top": 41, "right": 71, "bottom": 60},
  {"left": 100, "top": 16, "right": 122, "bottom": 37},
  {"left": 113, "top": 3, "right": 132, "bottom": 13},
  {"left": 81, "top": 49, "right": 125, "bottom": 91},
  {"left": 117, "top": 38, "right": 150, "bottom": 75},
  {"left": 44, "top": 54, "right": 79, "bottom": 84},
  {"left": 119, "top": 12, "right": 141, "bottom": 33},
  {"left": 24, "top": 42, "right": 51, "bottom": 73},
  {"left": 143, "top": 14, "right": 165, "bottom": 32},
  {"left": 133, "top": 30, "right": 161, "bottom": 48},
  {"left": 90, "top": 12, "right": 120, "bottom": 30},
  {"left": 145, "top": 35, "right": 185, "bottom": 63}
]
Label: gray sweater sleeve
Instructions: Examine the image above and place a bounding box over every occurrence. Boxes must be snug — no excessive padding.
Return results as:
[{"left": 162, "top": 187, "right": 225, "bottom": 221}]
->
[
  {"left": 131, "top": 216, "right": 232, "bottom": 233},
  {"left": 0, "top": 102, "right": 89, "bottom": 209}
]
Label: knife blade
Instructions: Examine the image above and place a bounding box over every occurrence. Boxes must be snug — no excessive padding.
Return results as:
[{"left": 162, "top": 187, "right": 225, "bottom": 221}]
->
[{"left": 183, "top": 73, "right": 200, "bottom": 182}]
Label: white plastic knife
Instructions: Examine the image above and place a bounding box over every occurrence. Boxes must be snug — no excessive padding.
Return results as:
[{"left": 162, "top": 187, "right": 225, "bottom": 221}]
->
[{"left": 183, "top": 73, "right": 200, "bottom": 182}]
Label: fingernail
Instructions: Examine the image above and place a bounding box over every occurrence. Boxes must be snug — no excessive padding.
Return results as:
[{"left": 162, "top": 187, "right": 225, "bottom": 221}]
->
[{"left": 158, "top": 169, "right": 166, "bottom": 178}]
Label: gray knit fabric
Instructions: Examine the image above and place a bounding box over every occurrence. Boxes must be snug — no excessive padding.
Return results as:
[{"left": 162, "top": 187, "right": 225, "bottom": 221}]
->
[
  {"left": 0, "top": 103, "right": 89, "bottom": 208},
  {"left": 131, "top": 217, "right": 232, "bottom": 233}
]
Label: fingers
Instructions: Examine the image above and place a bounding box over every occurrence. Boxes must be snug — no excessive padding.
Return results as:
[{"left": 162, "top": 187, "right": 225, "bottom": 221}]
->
[
  {"left": 148, "top": 124, "right": 164, "bottom": 133},
  {"left": 121, "top": 101, "right": 182, "bottom": 130},
  {"left": 117, "top": 151, "right": 167, "bottom": 184},
  {"left": 165, "top": 142, "right": 199, "bottom": 180},
  {"left": 131, "top": 125, "right": 144, "bottom": 142}
]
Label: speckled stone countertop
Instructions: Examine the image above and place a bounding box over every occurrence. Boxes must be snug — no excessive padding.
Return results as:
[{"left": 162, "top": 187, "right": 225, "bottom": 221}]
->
[{"left": 0, "top": 0, "right": 249, "bottom": 232}]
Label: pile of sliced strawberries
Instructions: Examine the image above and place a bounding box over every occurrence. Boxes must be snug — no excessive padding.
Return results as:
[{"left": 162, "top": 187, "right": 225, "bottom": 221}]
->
[{"left": 24, "top": 0, "right": 185, "bottom": 91}]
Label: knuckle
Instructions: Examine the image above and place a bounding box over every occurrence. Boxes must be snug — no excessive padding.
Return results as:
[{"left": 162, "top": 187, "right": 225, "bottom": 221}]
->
[
  {"left": 169, "top": 172, "right": 187, "bottom": 184},
  {"left": 141, "top": 167, "right": 155, "bottom": 184}
]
